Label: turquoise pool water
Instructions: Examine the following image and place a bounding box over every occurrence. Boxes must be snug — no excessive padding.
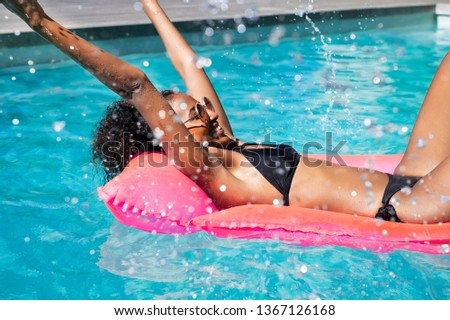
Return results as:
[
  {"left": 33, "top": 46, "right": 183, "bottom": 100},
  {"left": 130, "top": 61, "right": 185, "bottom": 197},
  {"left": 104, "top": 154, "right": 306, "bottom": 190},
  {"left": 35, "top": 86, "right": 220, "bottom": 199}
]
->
[{"left": 1, "top": 12, "right": 450, "bottom": 299}]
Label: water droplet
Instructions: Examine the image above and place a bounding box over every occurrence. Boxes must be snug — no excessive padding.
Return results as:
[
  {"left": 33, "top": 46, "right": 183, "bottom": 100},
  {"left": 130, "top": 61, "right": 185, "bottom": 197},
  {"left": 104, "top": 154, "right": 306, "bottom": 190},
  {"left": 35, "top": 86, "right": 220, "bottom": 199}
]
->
[
  {"left": 89, "top": 249, "right": 95, "bottom": 255},
  {"left": 219, "top": 184, "right": 227, "bottom": 192},
  {"left": 24, "top": 237, "right": 30, "bottom": 243},
  {"left": 12, "top": 118, "right": 20, "bottom": 125},
  {"left": 244, "top": 7, "right": 259, "bottom": 21},
  {"left": 268, "top": 26, "right": 286, "bottom": 46},
  {"left": 440, "top": 195, "right": 450, "bottom": 204},
  {"left": 133, "top": 1, "right": 143, "bottom": 11},
  {"left": 14, "top": 30, "right": 20, "bottom": 36},
  {"left": 372, "top": 76, "right": 381, "bottom": 84},
  {"left": 143, "top": 60, "right": 150, "bottom": 67},
  {"left": 381, "top": 229, "right": 388, "bottom": 237},
  {"left": 305, "top": 3, "right": 314, "bottom": 13},
  {"left": 29, "top": 68, "right": 36, "bottom": 74},
  {"left": 363, "top": 118, "right": 373, "bottom": 128},
  {"left": 237, "top": 24, "right": 246, "bottom": 34},
  {"left": 195, "top": 56, "right": 212, "bottom": 68},
  {"left": 273, "top": 198, "right": 284, "bottom": 206},
  {"left": 399, "top": 126, "right": 409, "bottom": 135},
  {"left": 441, "top": 244, "right": 450, "bottom": 253},
  {"left": 300, "top": 265, "right": 308, "bottom": 273},
  {"left": 27, "top": 60, "right": 34, "bottom": 66},
  {"left": 351, "top": 191, "right": 357, "bottom": 197},
  {"left": 204, "top": 27, "right": 214, "bottom": 37},
  {"left": 71, "top": 197, "right": 79, "bottom": 204},
  {"left": 294, "top": 74, "right": 302, "bottom": 81},
  {"left": 416, "top": 138, "right": 427, "bottom": 149},
  {"left": 52, "top": 121, "right": 66, "bottom": 132},
  {"left": 153, "top": 127, "right": 164, "bottom": 140},
  {"left": 350, "top": 33, "right": 356, "bottom": 40},
  {"left": 400, "top": 186, "right": 412, "bottom": 196}
]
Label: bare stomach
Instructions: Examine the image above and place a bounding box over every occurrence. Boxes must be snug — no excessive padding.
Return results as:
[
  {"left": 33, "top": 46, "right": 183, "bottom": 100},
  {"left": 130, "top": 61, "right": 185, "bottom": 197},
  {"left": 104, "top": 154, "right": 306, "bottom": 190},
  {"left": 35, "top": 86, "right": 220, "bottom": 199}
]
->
[{"left": 288, "top": 158, "right": 389, "bottom": 217}]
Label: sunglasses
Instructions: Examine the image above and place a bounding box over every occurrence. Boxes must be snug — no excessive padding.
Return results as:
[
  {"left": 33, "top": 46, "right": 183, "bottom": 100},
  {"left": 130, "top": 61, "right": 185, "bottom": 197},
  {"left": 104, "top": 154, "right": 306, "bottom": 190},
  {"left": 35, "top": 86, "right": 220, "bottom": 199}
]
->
[{"left": 183, "top": 97, "right": 215, "bottom": 125}]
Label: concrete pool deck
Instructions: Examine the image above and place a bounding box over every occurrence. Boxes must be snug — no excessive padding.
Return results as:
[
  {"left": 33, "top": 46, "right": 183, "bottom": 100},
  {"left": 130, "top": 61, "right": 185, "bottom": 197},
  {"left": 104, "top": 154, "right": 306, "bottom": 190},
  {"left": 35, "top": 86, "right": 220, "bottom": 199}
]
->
[{"left": 1, "top": 0, "right": 450, "bottom": 35}]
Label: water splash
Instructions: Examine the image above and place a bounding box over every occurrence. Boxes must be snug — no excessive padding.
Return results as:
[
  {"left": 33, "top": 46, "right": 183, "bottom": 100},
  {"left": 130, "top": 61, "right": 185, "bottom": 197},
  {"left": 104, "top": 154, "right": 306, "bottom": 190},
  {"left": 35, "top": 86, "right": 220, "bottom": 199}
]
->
[{"left": 295, "top": 0, "right": 339, "bottom": 125}]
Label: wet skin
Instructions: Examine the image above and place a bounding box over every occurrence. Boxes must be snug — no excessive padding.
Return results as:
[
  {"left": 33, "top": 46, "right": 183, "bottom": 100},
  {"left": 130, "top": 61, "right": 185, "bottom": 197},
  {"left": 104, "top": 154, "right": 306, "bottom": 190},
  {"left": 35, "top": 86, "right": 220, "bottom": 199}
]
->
[{"left": 169, "top": 93, "right": 389, "bottom": 217}]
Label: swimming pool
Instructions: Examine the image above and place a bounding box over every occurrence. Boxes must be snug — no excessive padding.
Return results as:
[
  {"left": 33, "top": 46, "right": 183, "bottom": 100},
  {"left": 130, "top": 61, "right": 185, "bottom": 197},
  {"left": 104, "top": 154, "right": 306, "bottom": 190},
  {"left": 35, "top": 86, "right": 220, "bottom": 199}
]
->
[{"left": 1, "top": 9, "right": 450, "bottom": 299}]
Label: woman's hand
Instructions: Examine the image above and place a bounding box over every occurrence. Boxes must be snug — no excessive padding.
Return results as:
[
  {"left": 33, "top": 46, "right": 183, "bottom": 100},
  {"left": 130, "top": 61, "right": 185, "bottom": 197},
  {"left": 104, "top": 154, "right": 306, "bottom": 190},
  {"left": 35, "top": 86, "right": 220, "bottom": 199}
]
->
[
  {"left": 141, "top": 0, "right": 158, "bottom": 5},
  {"left": 141, "top": 0, "right": 159, "bottom": 9},
  {"left": 141, "top": 0, "right": 160, "bottom": 15},
  {"left": 1, "top": 0, "right": 47, "bottom": 29}
]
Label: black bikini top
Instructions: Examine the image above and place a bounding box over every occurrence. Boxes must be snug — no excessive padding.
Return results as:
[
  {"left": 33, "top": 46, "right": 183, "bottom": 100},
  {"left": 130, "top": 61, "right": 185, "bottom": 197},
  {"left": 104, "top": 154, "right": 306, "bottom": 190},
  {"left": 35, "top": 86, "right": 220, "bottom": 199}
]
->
[{"left": 225, "top": 140, "right": 301, "bottom": 205}]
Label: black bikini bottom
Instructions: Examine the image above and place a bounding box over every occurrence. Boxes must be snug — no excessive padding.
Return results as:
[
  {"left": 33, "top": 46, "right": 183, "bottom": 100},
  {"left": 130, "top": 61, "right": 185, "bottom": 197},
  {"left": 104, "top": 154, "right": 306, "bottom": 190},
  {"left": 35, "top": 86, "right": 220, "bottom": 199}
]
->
[{"left": 375, "top": 174, "right": 421, "bottom": 222}]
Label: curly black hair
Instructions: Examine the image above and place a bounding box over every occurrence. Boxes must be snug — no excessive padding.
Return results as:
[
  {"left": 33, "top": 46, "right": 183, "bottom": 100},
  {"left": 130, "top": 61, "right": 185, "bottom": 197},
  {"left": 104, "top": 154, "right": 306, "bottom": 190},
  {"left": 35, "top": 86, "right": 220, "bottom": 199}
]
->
[{"left": 92, "top": 90, "right": 175, "bottom": 182}]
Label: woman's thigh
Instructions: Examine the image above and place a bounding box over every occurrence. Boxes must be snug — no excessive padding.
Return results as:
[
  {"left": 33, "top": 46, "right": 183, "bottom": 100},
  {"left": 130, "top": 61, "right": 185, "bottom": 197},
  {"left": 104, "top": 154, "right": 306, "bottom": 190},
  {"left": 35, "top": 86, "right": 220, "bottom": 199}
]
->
[
  {"left": 396, "top": 156, "right": 450, "bottom": 223},
  {"left": 395, "top": 52, "right": 450, "bottom": 176}
]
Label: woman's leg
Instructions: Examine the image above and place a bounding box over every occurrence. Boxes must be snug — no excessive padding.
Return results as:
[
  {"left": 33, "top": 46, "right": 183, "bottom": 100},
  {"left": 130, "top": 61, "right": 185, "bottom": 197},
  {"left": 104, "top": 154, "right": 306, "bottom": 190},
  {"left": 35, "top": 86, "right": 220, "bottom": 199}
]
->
[
  {"left": 395, "top": 156, "right": 450, "bottom": 223},
  {"left": 395, "top": 52, "right": 450, "bottom": 176}
]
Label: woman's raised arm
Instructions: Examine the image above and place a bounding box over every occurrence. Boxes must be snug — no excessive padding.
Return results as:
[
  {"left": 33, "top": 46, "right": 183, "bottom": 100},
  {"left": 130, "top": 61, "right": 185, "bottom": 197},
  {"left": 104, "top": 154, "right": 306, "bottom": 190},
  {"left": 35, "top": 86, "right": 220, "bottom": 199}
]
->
[
  {"left": 2, "top": 0, "right": 256, "bottom": 208},
  {"left": 141, "top": 0, "right": 234, "bottom": 137},
  {"left": 3, "top": 0, "right": 149, "bottom": 100},
  {"left": 1, "top": 1, "right": 203, "bottom": 175}
]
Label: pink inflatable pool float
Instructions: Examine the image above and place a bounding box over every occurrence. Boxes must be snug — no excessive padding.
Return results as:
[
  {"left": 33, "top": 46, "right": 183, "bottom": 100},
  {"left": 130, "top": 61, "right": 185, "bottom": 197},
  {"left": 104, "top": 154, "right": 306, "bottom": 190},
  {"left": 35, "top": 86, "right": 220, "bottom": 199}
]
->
[{"left": 98, "top": 152, "right": 450, "bottom": 254}]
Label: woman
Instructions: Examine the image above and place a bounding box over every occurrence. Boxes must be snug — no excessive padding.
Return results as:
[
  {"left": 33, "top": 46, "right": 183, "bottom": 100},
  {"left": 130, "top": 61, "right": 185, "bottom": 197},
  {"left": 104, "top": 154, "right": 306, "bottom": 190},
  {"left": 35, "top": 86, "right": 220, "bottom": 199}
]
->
[{"left": 3, "top": 0, "right": 449, "bottom": 224}]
